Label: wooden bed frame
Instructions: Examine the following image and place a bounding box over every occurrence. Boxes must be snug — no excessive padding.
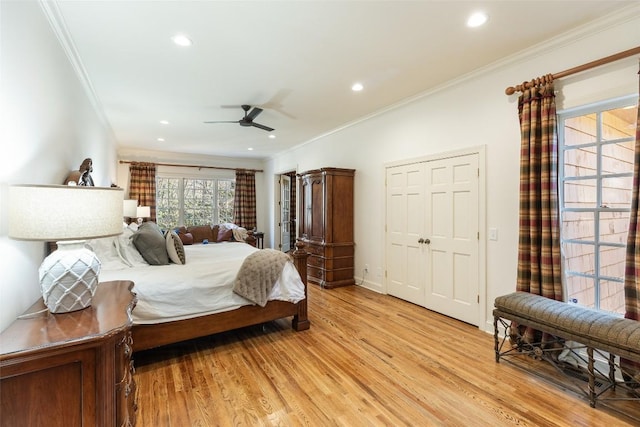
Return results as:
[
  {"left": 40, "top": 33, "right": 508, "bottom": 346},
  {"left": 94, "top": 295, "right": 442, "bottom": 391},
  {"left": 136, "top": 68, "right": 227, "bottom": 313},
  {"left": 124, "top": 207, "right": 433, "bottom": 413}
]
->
[{"left": 131, "top": 240, "right": 310, "bottom": 352}]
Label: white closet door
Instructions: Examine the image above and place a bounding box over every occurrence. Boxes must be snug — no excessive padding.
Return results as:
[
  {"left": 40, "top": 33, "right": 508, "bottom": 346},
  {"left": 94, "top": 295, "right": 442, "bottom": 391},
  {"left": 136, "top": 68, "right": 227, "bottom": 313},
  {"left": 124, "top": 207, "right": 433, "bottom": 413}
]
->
[
  {"left": 424, "top": 154, "right": 479, "bottom": 325},
  {"left": 385, "top": 153, "right": 480, "bottom": 326},
  {"left": 386, "top": 163, "right": 425, "bottom": 306}
]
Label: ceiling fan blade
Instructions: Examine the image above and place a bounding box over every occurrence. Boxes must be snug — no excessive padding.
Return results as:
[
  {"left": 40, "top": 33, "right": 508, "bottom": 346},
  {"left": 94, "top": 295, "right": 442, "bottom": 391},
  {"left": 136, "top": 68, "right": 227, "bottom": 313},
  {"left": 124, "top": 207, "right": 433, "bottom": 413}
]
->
[
  {"left": 203, "top": 120, "right": 240, "bottom": 124},
  {"left": 251, "top": 122, "right": 274, "bottom": 132},
  {"left": 246, "top": 107, "right": 263, "bottom": 121}
]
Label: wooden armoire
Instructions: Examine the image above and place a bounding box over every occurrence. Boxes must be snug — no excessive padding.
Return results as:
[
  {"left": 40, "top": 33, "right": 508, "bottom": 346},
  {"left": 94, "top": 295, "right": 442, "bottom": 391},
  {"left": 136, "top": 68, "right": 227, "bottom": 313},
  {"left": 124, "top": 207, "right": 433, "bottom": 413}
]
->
[{"left": 298, "top": 167, "right": 355, "bottom": 288}]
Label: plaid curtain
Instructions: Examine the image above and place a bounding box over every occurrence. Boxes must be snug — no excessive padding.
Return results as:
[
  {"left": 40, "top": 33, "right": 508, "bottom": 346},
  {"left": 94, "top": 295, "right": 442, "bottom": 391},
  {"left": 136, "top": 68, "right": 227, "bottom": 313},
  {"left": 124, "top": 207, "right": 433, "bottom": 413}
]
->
[
  {"left": 233, "top": 169, "right": 256, "bottom": 230},
  {"left": 515, "top": 77, "right": 562, "bottom": 344},
  {"left": 128, "top": 162, "right": 157, "bottom": 221},
  {"left": 622, "top": 70, "right": 640, "bottom": 381}
]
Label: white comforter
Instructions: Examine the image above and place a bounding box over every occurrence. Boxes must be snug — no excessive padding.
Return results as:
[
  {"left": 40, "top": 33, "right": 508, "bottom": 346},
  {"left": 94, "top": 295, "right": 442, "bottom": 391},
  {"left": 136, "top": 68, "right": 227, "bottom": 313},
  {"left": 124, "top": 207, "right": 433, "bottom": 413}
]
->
[{"left": 99, "top": 242, "right": 305, "bottom": 324}]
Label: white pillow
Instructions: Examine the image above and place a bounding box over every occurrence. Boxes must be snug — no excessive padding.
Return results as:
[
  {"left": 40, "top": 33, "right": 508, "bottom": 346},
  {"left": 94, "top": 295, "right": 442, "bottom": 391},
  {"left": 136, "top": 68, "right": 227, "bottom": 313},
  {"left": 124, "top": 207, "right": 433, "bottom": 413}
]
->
[
  {"left": 85, "top": 236, "right": 129, "bottom": 271},
  {"left": 219, "top": 222, "right": 239, "bottom": 230},
  {"left": 116, "top": 227, "right": 149, "bottom": 267}
]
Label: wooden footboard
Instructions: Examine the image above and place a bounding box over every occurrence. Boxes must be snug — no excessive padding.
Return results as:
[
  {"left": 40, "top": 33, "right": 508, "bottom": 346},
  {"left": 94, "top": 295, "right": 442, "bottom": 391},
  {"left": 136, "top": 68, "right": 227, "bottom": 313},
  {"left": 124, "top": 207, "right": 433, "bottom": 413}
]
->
[{"left": 132, "top": 240, "right": 309, "bottom": 352}]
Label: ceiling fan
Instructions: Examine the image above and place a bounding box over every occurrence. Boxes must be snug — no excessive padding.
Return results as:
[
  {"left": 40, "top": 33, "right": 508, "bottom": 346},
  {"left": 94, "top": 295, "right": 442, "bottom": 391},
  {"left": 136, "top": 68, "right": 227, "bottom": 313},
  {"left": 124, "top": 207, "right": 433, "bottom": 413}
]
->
[{"left": 204, "top": 104, "right": 274, "bottom": 132}]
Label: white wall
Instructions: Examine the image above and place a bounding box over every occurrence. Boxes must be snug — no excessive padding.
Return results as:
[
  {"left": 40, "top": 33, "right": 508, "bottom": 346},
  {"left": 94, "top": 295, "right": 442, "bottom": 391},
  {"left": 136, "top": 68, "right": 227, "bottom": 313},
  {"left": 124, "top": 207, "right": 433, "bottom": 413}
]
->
[
  {"left": 266, "top": 10, "right": 640, "bottom": 333},
  {"left": 0, "top": 1, "right": 118, "bottom": 331}
]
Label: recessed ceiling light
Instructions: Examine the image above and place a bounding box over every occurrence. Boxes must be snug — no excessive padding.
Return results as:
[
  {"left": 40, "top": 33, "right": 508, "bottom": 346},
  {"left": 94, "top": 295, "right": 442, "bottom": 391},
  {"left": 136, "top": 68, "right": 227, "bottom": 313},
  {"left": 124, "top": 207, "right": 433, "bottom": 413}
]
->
[
  {"left": 268, "top": 134, "right": 276, "bottom": 139},
  {"left": 159, "top": 120, "right": 170, "bottom": 125},
  {"left": 157, "top": 138, "right": 165, "bottom": 142},
  {"left": 351, "top": 82, "right": 364, "bottom": 92},
  {"left": 171, "top": 34, "right": 193, "bottom": 47},
  {"left": 467, "top": 12, "right": 488, "bottom": 28},
  {"left": 248, "top": 147, "right": 254, "bottom": 151}
]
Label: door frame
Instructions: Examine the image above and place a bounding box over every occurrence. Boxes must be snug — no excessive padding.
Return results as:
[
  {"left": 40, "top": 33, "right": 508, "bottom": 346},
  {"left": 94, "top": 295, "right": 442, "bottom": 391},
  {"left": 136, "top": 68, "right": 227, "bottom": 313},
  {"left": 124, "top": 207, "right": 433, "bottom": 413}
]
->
[
  {"left": 383, "top": 145, "right": 487, "bottom": 329},
  {"left": 273, "top": 170, "right": 297, "bottom": 252}
]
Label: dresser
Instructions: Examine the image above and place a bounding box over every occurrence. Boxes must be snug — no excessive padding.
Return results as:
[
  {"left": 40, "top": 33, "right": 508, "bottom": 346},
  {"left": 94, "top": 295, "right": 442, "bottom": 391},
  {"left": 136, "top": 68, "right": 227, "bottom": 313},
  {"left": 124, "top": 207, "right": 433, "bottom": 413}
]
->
[
  {"left": 0, "top": 280, "right": 137, "bottom": 427},
  {"left": 298, "top": 167, "right": 355, "bottom": 288}
]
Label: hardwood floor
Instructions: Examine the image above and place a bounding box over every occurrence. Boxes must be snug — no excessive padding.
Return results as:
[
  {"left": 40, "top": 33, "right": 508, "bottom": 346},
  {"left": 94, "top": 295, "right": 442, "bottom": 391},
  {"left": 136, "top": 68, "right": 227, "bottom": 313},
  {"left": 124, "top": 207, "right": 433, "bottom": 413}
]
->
[{"left": 134, "top": 285, "right": 639, "bottom": 426}]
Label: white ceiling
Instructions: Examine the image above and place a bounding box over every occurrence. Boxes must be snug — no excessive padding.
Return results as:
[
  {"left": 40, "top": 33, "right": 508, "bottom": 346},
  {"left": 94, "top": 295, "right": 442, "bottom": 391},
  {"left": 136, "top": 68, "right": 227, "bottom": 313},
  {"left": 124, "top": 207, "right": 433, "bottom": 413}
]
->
[{"left": 50, "top": 1, "right": 634, "bottom": 159}]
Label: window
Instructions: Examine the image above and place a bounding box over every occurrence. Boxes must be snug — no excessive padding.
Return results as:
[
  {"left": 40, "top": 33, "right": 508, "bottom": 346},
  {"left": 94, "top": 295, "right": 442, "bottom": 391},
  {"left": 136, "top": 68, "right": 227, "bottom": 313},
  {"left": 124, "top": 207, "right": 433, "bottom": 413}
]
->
[
  {"left": 156, "top": 176, "right": 235, "bottom": 230},
  {"left": 558, "top": 95, "right": 637, "bottom": 314}
]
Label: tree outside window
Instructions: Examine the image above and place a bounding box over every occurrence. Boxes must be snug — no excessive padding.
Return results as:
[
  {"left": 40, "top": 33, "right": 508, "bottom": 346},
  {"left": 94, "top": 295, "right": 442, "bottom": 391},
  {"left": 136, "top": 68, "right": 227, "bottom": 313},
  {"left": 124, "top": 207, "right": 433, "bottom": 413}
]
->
[{"left": 156, "top": 177, "right": 235, "bottom": 229}]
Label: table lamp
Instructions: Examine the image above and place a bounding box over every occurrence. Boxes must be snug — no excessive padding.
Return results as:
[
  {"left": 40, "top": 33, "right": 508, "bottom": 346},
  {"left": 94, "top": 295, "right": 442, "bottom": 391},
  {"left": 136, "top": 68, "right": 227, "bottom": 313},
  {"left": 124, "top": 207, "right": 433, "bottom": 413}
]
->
[
  {"left": 9, "top": 185, "right": 124, "bottom": 313},
  {"left": 123, "top": 199, "right": 138, "bottom": 220},
  {"left": 136, "top": 205, "right": 150, "bottom": 225}
]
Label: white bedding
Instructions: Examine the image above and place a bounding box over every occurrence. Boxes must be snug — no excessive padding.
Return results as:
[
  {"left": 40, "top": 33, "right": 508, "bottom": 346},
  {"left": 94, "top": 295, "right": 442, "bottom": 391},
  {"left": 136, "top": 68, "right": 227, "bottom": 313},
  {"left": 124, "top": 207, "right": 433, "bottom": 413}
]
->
[{"left": 98, "top": 242, "right": 305, "bottom": 324}]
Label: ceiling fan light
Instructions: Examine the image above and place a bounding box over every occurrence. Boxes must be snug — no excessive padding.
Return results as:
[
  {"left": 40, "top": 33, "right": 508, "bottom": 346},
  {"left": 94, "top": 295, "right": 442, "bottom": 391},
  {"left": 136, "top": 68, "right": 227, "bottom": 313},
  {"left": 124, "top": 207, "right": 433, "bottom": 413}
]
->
[
  {"left": 467, "top": 12, "right": 488, "bottom": 28},
  {"left": 172, "top": 34, "right": 193, "bottom": 46},
  {"left": 269, "top": 134, "right": 276, "bottom": 139}
]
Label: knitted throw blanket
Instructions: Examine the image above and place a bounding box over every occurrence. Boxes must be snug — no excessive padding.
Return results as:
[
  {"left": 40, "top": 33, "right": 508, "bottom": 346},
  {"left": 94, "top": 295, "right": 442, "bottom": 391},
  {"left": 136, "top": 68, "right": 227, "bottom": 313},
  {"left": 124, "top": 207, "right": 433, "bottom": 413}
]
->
[{"left": 233, "top": 249, "right": 290, "bottom": 307}]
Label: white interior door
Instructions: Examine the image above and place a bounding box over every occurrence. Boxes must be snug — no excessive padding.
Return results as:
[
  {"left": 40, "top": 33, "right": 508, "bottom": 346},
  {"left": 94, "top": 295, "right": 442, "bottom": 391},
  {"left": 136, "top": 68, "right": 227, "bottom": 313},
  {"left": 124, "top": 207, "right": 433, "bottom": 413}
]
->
[
  {"left": 385, "top": 153, "right": 480, "bottom": 326},
  {"left": 424, "top": 154, "right": 479, "bottom": 325},
  {"left": 386, "top": 163, "right": 425, "bottom": 306},
  {"left": 280, "top": 175, "right": 291, "bottom": 252}
]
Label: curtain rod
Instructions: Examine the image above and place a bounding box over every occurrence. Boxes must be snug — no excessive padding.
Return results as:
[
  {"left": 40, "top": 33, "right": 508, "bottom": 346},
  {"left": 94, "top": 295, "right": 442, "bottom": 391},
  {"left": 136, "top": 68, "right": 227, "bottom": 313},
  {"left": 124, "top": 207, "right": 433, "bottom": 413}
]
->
[
  {"left": 504, "top": 46, "right": 640, "bottom": 95},
  {"left": 119, "top": 160, "right": 263, "bottom": 173}
]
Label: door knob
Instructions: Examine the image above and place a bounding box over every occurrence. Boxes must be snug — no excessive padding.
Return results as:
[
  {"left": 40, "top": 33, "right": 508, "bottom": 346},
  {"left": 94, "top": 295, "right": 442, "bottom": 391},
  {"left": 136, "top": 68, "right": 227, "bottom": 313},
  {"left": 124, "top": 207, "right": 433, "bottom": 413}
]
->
[
  {"left": 424, "top": 238, "right": 431, "bottom": 244},
  {"left": 418, "top": 238, "right": 424, "bottom": 244}
]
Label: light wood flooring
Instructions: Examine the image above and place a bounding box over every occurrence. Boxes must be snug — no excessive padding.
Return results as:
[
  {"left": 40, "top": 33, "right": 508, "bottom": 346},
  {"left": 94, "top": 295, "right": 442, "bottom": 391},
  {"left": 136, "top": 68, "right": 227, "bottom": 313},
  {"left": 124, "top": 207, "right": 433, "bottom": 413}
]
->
[{"left": 134, "top": 284, "right": 639, "bottom": 426}]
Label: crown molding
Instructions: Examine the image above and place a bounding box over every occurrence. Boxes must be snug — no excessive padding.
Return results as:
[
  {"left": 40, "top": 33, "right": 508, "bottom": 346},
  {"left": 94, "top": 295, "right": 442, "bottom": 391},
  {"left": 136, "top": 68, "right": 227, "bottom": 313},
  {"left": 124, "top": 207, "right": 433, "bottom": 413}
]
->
[{"left": 38, "top": 0, "right": 115, "bottom": 138}]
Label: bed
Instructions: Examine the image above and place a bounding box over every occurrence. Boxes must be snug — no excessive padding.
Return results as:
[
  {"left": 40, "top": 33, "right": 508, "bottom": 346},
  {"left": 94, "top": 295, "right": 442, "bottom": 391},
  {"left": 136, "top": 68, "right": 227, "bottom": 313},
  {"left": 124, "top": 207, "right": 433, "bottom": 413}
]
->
[{"left": 88, "top": 223, "right": 309, "bottom": 352}]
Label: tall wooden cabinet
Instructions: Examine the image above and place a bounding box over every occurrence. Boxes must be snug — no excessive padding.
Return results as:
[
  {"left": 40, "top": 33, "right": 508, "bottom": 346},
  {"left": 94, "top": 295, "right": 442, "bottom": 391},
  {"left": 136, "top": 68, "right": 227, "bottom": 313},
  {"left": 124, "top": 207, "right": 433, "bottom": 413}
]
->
[
  {"left": 0, "top": 280, "right": 137, "bottom": 427},
  {"left": 298, "top": 167, "right": 355, "bottom": 288}
]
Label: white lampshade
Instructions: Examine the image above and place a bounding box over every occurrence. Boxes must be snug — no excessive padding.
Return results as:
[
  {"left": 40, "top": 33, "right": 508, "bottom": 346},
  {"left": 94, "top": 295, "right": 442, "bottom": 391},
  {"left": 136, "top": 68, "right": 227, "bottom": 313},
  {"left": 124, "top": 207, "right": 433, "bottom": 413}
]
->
[
  {"left": 136, "top": 206, "right": 151, "bottom": 218},
  {"left": 8, "top": 185, "right": 124, "bottom": 313},
  {"left": 9, "top": 185, "right": 124, "bottom": 241},
  {"left": 123, "top": 199, "right": 138, "bottom": 217}
]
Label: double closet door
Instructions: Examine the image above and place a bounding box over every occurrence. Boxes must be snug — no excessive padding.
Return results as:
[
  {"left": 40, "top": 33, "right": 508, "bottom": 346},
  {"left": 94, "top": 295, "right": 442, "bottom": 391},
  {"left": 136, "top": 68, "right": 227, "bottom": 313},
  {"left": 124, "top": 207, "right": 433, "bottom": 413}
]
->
[{"left": 386, "top": 153, "right": 480, "bottom": 326}]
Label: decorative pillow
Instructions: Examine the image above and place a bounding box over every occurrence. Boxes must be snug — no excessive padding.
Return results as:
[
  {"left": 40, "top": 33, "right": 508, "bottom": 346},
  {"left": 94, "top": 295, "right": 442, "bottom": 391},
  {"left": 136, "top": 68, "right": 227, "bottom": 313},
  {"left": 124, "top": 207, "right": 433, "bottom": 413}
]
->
[
  {"left": 116, "top": 227, "right": 148, "bottom": 267},
  {"left": 132, "top": 222, "right": 169, "bottom": 265},
  {"left": 186, "top": 225, "right": 213, "bottom": 243},
  {"left": 217, "top": 227, "right": 233, "bottom": 242},
  {"left": 166, "top": 231, "right": 186, "bottom": 265},
  {"left": 178, "top": 232, "right": 194, "bottom": 245}
]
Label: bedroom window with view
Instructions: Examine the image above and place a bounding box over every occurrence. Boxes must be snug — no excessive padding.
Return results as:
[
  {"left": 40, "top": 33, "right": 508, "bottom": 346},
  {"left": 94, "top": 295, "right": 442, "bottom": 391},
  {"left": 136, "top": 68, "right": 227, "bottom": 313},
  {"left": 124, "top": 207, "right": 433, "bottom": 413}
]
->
[
  {"left": 155, "top": 177, "right": 235, "bottom": 230},
  {"left": 558, "top": 95, "right": 637, "bottom": 315}
]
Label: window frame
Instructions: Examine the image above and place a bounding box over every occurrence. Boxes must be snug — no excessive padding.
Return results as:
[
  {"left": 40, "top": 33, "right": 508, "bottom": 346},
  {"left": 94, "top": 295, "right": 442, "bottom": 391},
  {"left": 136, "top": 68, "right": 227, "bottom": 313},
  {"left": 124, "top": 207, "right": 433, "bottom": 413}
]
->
[
  {"left": 557, "top": 94, "right": 637, "bottom": 312},
  {"left": 155, "top": 171, "right": 235, "bottom": 229}
]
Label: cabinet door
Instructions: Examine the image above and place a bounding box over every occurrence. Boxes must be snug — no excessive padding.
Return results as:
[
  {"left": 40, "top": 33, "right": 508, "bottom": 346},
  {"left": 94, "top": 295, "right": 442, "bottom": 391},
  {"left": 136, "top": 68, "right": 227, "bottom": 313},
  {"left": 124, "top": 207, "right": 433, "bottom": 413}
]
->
[
  {"left": 301, "top": 173, "right": 325, "bottom": 242},
  {"left": 1, "top": 348, "right": 98, "bottom": 427}
]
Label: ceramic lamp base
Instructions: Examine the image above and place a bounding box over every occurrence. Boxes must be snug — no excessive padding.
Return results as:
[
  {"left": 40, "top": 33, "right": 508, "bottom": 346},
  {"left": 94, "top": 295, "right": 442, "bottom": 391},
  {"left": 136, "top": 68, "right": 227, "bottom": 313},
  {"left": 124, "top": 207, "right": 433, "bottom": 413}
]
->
[{"left": 38, "top": 241, "right": 101, "bottom": 313}]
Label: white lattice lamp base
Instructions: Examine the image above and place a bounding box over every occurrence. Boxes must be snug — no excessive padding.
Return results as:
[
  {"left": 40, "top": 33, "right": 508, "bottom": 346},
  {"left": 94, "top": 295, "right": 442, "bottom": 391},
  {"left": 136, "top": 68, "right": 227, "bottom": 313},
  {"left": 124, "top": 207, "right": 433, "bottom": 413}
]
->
[{"left": 38, "top": 241, "right": 101, "bottom": 313}]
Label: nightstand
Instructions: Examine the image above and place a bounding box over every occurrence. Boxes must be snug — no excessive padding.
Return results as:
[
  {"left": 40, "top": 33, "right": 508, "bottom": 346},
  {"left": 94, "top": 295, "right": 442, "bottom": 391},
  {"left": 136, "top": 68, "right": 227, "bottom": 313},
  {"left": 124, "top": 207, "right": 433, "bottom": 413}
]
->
[{"left": 0, "top": 280, "right": 137, "bottom": 427}]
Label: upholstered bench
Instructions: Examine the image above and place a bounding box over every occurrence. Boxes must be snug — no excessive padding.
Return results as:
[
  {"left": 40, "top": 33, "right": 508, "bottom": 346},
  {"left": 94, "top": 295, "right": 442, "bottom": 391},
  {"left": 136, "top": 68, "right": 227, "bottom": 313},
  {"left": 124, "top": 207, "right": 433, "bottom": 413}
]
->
[{"left": 493, "top": 291, "right": 640, "bottom": 407}]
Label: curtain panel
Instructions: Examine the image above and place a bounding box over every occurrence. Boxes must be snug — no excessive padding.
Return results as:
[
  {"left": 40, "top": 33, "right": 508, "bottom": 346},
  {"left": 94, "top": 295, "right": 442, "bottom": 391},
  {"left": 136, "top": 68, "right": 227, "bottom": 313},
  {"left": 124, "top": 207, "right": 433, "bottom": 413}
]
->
[
  {"left": 233, "top": 169, "right": 257, "bottom": 230},
  {"left": 514, "top": 79, "right": 563, "bottom": 345},
  {"left": 128, "top": 162, "right": 157, "bottom": 221},
  {"left": 621, "top": 70, "right": 640, "bottom": 381},
  {"left": 516, "top": 80, "right": 563, "bottom": 301}
]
